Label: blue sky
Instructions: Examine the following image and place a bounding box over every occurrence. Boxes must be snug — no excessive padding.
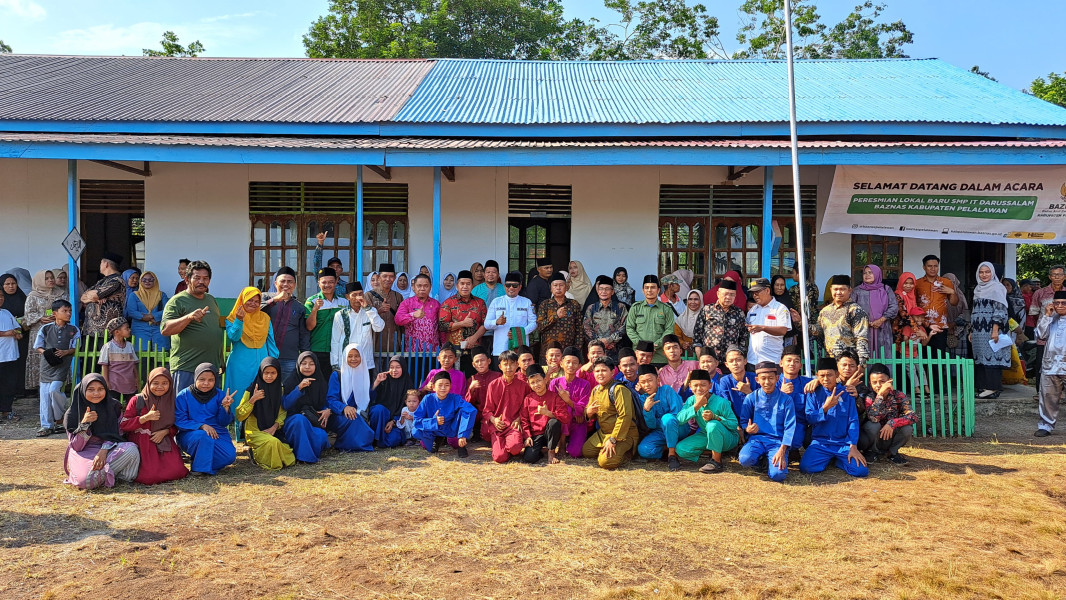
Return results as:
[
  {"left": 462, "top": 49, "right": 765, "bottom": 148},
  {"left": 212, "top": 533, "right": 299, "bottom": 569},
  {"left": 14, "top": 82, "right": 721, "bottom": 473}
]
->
[{"left": 0, "top": 0, "right": 1061, "bottom": 90}]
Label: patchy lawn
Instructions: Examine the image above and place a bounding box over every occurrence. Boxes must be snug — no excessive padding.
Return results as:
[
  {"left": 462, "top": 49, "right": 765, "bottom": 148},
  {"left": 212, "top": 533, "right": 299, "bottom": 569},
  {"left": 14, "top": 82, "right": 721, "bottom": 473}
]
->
[{"left": 0, "top": 414, "right": 1064, "bottom": 600}]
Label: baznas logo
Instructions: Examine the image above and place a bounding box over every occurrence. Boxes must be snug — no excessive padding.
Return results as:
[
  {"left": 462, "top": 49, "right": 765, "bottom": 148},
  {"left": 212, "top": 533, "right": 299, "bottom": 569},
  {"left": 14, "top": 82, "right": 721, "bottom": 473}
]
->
[{"left": 1060, "top": 183, "right": 1066, "bottom": 199}]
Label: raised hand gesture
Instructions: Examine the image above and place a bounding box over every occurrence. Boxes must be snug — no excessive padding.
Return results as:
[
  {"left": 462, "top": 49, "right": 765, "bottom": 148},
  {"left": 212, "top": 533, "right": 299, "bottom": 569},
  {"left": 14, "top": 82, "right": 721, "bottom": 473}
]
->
[
  {"left": 733, "top": 379, "right": 752, "bottom": 395},
  {"left": 221, "top": 388, "right": 237, "bottom": 411},
  {"left": 375, "top": 372, "right": 388, "bottom": 385},
  {"left": 643, "top": 395, "right": 659, "bottom": 413},
  {"left": 877, "top": 378, "right": 894, "bottom": 397},
  {"left": 142, "top": 404, "right": 161, "bottom": 422},
  {"left": 822, "top": 387, "right": 842, "bottom": 413},
  {"left": 745, "top": 419, "right": 759, "bottom": 435},
  {"left": 249, "top": 385, "right": 264, "bottom": 404},
  {"left": 557, "top": 388, "right": 573, "bottom": 407},
  {"left": 536, "top": 402, "right": 553, "bottom": 417},
  {"left": 299, "top": 378, "right": 315, "bottom": 390},
  {"left": 81, "top": 407, "right": 97, "bottom": 424},
  {"left": 781, "top": 381, "right": 794, "bottom": 395},
  {"left": 316, "top": 232, "right": 326, "bottom": 246},
  {"left": 435, "top": 410, "right": 445, "bottom": 427},
  {"left": 467, "top": 379, "right": 480, "bottom": 392}
]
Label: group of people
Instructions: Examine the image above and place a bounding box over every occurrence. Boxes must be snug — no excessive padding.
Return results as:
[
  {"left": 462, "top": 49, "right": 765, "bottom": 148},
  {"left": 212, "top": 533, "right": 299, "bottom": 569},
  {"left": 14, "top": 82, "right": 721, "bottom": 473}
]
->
[{"left": 3, "top": 245, "right": 1065, "bottom": 490}]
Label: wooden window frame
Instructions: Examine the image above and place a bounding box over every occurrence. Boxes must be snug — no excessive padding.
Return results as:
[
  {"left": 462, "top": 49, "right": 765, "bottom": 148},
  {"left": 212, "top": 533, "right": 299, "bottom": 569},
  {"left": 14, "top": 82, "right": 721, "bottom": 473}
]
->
[
  {"left": 851, "top": 235, "right": 904, "bottom": 284},
  {"left": 363, "top": 215, "right": 409, "bottom": 279},
  {"left": 658, "top": 216, "right": 710, "bottom": 290}
]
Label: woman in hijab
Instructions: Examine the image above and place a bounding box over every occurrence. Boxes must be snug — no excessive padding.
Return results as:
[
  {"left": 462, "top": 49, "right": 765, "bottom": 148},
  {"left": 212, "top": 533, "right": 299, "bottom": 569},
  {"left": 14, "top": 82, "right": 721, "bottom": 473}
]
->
[
  {"left": 893, "top": 272, "right": 919, "bottom": 348},
  {"left": 23, "top": 270, "right": 61, "bottom": 391},
  {"left": 1, "top": 273, "right": 29, "bottom": 399},
  {"left": 613, "top": 267, "right": 635, "bottom": 305},
  {"left": 970, "top": 262, "right": 1010, "bottom": 399},
  {"left": 704, "top": 270, "right": 748, "bottom": 309},
  {"left": 124, "top": 270, "right": 170, "bottom": 351},
  {"left": 281, "top": 351, "right": 331, "bottom": 463},
  {"left": 393, "top": 271, "right": 415, "bottom": 300},
  {"left": 174, "top": 363, "right": 238, "bottom": 475},
  {"left": 943, "top": 272, "right": 970, "bottom": 356},
  {"left": 4, "top": 268, "right": 32, "bottom": 294},
  {"left": 470, "top": 262, "right": 486, "bottom": 287},
  {"left": 236, "top": 357, "right": 296, "bottom": 470},
  {"left": 120, "top": 367, "right": 188, "bottom": 484},
  {"left": 121, "top": 268, "right": 141, "bottom": 294},
  {"left": 437, "top": 271, "right": 457, "bottom": 301},
  {"left": 567, "top": 261, "right": 593, "bottom": 306},
  {"left": 673, "top": 289, "right": 704, "bottom": 350},
  {"left": 1002, "top": 278, "right": 1027, "bottom": 325},
  {"left": 364, "top": 271, "right": 379, "bottom": 294},
  {"left": 852, "top": 264, "right": 899, "bottom": 360},
  {"left": 323, "top": 343, "right": 375, "bottom": 452},
  {"left": 369, "top": 355, "right": 414, "bottom": 448},
  {"left": 771, "top": 274, "right": 799, "bottom": 353},
  {"left": 224, "top": 286, "right": 278, "bottom": 410},
  {"left": 63, "top": 373, "right": 141, "bottom": 490}
]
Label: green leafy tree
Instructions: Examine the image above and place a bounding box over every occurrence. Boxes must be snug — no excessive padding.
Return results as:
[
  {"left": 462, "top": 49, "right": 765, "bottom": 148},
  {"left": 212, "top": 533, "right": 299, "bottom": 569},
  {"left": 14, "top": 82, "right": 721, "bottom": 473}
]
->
[
  {"left": 142, "top": 31, "right": 205, "bottom": 57},
  {"left": 303, "top": 0, "right": 588, "bottom": 59},
  {"left": 0, "top": 39, "right": 11, "bottom": 53},
  {"left": 1028, "top": 72, "right": 1066, "bottom": 108},
  {"left": 1017, "top": 245, "right": 1066, "bottom": 283},
  {"left": 734, "top": 0, "right": 911, "bottom": 59},
  {"left": 586, "top": 0, "right": 727, "bottom": 60}
]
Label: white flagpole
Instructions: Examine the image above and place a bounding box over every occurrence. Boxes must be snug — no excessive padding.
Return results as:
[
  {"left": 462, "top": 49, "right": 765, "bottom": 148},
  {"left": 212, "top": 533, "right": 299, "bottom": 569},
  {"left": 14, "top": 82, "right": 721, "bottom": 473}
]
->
[{"left": 783, "top": 0, "right": 814, "bottom": 376}]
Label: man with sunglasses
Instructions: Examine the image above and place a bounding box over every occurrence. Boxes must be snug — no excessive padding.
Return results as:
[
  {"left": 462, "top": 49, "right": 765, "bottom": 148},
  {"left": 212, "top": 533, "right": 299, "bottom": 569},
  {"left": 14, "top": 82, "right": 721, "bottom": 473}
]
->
[
  {"left": 1035, "top": 291, "right": 1066, "bottom": 437},
  {"left": 486, "top": 271, "right": 538, "bottom": 356}
]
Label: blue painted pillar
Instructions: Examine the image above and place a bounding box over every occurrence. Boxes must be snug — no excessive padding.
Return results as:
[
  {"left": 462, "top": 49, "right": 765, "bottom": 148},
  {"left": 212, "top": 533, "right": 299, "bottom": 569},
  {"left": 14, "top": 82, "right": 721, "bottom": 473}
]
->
[
  {"left": 432, "top": 167, "right": 442, "bottom": 298},
  {"left": 761, "top": 166, "right": 774, "bottom": 279},
  {"left": 355, "top": 165, "right": 364, "bottom": 281},
  {"left": 67, "top": 159, "right": 78, "bottom": 327}
]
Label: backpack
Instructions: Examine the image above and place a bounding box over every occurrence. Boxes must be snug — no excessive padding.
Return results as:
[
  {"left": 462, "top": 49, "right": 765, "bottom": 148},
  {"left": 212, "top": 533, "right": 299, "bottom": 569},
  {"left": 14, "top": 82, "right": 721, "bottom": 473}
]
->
[{"left": 605, "top": 380, "right": 650, "bottom": 439}]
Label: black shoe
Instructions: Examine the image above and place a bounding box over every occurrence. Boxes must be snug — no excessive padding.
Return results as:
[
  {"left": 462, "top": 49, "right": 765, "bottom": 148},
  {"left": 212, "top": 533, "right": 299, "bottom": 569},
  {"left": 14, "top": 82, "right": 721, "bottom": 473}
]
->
[
  {"left": 699, "top": 459, "right": 723, "bottom": 474},
  {"left": 788, "top": 449, "right": 801, "bottom": 464},
  {"left": 247, "top": 448, "right": 255, "bottom": 462},
  {"left": 431, "top": 436, "right": 444, "bottom": 453},
  {"left": 863, "top": 451, "right": 878, "bottom": 464},
  {"left": 457, "top": 445, "right": 469, "bottom": 458},
  {"left": 1035, "top": 429, "right": 1051, "bottom": 438},
  {"left": 668, "top": 455, "right": 681, "bottom": 471},
  {"left": 886, "top": 453, "right": 909, "bottom": 465}
]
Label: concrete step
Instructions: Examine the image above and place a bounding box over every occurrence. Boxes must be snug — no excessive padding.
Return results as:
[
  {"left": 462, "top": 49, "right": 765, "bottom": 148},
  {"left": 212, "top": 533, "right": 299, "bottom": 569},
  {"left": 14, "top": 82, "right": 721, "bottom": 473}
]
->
[{"left": 973, "top": 384, "right": 1038, "bottom": 417}]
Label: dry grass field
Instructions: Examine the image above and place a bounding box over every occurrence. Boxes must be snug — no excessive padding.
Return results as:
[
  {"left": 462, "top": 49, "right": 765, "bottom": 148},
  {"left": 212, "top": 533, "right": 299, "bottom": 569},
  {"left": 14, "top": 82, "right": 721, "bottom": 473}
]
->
[{"left": 1, "top": 407, "right": 1064, "bottom": 600}]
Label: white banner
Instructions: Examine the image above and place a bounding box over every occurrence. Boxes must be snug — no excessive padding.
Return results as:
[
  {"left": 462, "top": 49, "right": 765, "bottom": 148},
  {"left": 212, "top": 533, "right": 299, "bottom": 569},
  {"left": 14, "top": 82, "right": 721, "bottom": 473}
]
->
[{"left": 821, "top": 165, "right": 1066, "bottom": 243}]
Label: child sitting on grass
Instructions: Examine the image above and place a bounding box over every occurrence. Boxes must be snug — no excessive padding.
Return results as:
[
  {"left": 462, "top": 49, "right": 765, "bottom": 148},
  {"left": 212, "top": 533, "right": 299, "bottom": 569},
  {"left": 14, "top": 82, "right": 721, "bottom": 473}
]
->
[{"left": 399, "top": 390, "right": 420, "bottom": 444}]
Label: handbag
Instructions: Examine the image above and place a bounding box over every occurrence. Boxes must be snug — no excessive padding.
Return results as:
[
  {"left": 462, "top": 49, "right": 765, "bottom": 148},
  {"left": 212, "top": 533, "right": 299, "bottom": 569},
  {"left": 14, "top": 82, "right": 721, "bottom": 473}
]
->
[{"left": 301, "top": 406, "right": 327, "bottom": 429}]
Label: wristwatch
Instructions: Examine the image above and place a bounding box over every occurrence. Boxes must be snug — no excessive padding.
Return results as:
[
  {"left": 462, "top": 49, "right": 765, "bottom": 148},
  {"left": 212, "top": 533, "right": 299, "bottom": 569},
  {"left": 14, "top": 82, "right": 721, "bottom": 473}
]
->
[{"left": 606, "top": 436, "right": 617, "bottom": 444}]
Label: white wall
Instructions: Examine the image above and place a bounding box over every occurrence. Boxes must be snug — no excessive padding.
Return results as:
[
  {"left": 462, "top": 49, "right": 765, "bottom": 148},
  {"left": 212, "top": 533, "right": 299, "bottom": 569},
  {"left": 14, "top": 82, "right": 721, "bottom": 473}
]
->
[{"left": 0, "top": 158, "right": 69, "bottom": 273}]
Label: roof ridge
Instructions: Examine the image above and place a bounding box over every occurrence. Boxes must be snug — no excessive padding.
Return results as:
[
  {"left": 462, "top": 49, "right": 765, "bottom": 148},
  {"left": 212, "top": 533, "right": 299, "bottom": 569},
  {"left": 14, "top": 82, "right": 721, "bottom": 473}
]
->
[{"left": 0, "top": 54, "right": 433, "bottom": 62}]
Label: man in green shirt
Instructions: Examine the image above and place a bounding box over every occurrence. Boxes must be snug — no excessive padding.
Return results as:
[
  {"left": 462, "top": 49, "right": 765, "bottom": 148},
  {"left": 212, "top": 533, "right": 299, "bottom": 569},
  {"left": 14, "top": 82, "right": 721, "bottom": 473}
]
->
[
  {"left": 624, "top": 274, "right": 676, "bottom": 365},
  {"left": 160, "top": 260, "right": 225, "bottom": 392},
  {"left": 304, "top": 267, "right": 349, "bottom": 371}
]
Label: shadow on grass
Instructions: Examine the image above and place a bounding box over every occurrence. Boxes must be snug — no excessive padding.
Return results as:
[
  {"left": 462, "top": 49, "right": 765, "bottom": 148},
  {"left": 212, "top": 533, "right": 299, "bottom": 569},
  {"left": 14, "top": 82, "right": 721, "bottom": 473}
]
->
[{"left": 0, "top": 509, "right": 166, "bottom": 548}]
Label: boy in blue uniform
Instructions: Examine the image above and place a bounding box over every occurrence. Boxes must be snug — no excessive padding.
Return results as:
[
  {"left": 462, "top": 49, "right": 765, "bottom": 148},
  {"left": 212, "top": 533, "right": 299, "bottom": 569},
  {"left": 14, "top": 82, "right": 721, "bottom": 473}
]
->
[
  {"left": 634, "top": 364, "right": 688, "bottom": 470},
  {"left": 799, "top": 357, "right": 869, "bottom": 477},
  {"left": 738, "top": 362, "right": 796, "bottom": 482},
  {"left": 413, "top": 371, "right": 477, "bottom": 458},
  {"left": 715, "top": 345, "right": 757, "bottom": 444},
  {"left": 777, "top": 348, "right": 812, "bottom": 461}
]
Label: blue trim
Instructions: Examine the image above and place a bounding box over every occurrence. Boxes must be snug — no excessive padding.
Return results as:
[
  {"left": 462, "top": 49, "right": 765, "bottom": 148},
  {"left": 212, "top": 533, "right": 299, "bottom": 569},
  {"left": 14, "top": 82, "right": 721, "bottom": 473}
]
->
[
  {"left": 356, "top": 165, "right": 364, "bottom": 281},
  {"left": 432, "top": 167, "right": 442, "bottom": 299},
  {"left": 761, "top": 167, "right": 774, "bottom": 279},
  {"left": 2, "top": 119, "right": 1065, "bottom": 140},
  {"left": 67, "top": 159, "right": 78, "bottom": 328},
  {"left": 3, "top": 141, "right": 1066, "bottom": 167}
]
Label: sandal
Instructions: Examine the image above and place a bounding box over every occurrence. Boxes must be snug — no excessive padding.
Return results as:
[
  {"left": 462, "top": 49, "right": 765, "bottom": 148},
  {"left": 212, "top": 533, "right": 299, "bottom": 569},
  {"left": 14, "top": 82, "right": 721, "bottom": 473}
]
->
[{"left": 36, "top": 427, "right": 52, "bottom": 437}]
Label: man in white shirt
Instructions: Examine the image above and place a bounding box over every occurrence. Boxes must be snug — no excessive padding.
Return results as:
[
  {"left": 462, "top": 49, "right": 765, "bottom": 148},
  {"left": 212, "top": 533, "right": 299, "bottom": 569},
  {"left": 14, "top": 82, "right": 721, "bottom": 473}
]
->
[
  {"left": 485, "top": 270, "right": 538, "bottom": 356},
  {"left": 746, "top": 278, "right": 791, "bottom": 364},
  {"left": 331, "top": 281, "right": 385, "bottom": 371}
]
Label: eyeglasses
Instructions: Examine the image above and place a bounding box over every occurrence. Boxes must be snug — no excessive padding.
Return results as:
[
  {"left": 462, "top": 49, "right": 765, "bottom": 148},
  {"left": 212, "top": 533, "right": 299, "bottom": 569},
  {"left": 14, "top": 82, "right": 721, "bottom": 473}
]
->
[{"left": 505, "top": 283, "right": 520, "bottom": 288}]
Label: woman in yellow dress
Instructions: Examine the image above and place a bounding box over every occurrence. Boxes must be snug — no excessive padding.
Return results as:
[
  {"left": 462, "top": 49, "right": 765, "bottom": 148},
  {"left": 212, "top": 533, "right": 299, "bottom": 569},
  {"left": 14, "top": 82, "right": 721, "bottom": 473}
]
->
[{"left": 235, "top": 357, "right": 295, "bottom": 470}]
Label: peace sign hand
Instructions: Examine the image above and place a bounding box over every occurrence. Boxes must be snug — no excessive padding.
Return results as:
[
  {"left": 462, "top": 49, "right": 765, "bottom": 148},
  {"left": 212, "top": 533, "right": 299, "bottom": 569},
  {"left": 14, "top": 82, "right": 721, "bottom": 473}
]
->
[
  {"left": 822, "top": 387, "right": 842, "bottom": 412},
  {"left": 221, "top": 389, "right": 237, "bottom": 411},
  {"left": 643, "top": 395, "right": 659, "bottom": 413}
]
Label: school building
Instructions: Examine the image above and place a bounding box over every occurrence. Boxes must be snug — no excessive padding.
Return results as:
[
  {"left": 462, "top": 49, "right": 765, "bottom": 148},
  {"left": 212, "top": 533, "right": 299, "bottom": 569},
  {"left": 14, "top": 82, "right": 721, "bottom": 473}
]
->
[{"left": 2, "top": 55, "right": 1066, "bottom": 299}]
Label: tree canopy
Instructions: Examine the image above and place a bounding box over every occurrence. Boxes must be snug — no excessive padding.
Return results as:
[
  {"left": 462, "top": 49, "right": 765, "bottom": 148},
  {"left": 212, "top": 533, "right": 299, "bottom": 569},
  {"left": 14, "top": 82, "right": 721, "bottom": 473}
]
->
[
  {"left": 303, "top": 0, "right": 588, "bottom": 60},
  {"left": 142, "top": 31, "right": 205, "bottom": 57},
  {"left": 305, "top": 0, "right": 915, "bottom": 60},
  {"left": 1028, "top": 72, "right": 1066, "bottom": 108},
  {"left": 0, "top": 39, "right": 11, "bottom": 53}
]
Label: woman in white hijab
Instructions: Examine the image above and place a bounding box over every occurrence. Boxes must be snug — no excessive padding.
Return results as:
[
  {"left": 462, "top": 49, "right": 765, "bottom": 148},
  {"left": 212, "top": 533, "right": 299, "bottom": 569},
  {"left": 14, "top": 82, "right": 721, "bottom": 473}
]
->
[
  {"left": 673, "top": 289, "right": 703, "bottom": 350},
  {"left": 393, "top": 271, "right": 415, "bottom": 300},
  {"left": 969, "top": 261, "right": 1010, "bottom": 399},
  {"left": 566, "top": 260, "right": 593, "bottom": 306}
]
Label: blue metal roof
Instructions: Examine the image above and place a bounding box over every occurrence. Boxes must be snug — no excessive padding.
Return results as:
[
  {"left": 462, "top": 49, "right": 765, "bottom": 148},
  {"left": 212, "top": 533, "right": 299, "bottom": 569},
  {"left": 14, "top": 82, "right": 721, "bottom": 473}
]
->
[{"left": 394, "top": 58, "right": 1066, "bottom": 126}]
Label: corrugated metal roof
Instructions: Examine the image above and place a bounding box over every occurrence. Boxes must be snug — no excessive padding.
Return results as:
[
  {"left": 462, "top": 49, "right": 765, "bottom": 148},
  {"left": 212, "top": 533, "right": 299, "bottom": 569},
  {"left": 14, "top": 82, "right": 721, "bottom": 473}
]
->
[
  {"left": 0, "top": 55, "right": 433, "bottom": 123},
  {"left": 3, "top": 132, "right": 1064, "bottom": 150},
  {"left": 395, "top": 58, "right": 1066, "bottom": 126}
]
